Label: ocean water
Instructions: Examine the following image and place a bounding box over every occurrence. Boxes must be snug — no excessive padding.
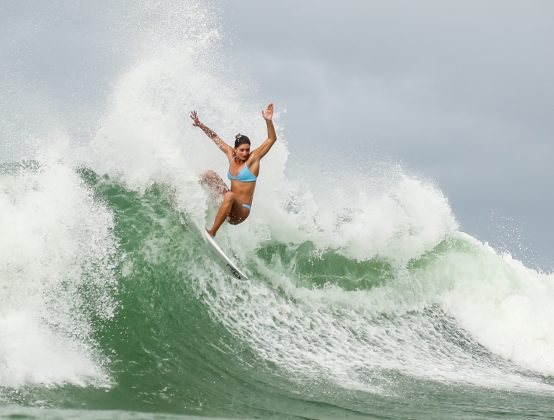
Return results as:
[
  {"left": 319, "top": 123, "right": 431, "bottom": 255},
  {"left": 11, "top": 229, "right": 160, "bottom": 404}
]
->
[{"left": 1, "top": 2, "right": 554, "bottom": 419}]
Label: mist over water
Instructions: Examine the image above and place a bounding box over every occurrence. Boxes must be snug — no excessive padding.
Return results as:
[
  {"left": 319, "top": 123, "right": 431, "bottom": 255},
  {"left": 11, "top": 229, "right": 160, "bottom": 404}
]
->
[{"left": 1, "top": 1, "right": 554, "bottom": 418}]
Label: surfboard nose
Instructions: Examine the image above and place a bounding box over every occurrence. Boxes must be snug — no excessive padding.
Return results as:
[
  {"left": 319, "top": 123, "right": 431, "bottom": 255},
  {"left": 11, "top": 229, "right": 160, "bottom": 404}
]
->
[{"left": 201, "top": 229, "right": 249, "bottom": 281}]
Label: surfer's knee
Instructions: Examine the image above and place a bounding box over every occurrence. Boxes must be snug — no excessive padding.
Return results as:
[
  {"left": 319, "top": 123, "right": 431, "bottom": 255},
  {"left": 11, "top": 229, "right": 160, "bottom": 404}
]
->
[
  {"left": 223, "top": 191, "right": 236, "bottom": 202},
  {"left": 200, "top": 170, "right": 218, "bottom": 184}
]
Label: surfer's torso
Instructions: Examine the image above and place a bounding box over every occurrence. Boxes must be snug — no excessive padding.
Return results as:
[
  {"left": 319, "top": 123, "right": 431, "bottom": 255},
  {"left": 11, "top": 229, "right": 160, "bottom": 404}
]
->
[{"left": 227, "top": 156, "right": 259, "bottom": 205}]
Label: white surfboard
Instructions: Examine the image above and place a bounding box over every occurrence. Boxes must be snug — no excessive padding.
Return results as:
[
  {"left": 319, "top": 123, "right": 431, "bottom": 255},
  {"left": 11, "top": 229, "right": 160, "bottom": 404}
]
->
[{"left": 201, "top": 230, "right": 249, "bottom": 281}]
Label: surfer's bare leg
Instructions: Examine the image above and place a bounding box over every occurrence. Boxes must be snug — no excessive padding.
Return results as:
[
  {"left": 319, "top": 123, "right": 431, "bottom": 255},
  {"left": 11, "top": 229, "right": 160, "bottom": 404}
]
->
[
  {"left": 207, "top": 191, "right": 250, "bottom": 237},
  {"left": 200, "top": 170, "right": 228, "bottom": 201}
]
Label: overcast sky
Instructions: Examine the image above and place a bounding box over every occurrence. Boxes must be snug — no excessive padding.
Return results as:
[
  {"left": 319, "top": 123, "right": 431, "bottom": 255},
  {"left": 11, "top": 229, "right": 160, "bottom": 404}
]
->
[
  {"left": 218, "top": 0, "right": 554, "bottom": 270},
  {"left": 1, "top": 1, "right": 552, "bottom": 270}
]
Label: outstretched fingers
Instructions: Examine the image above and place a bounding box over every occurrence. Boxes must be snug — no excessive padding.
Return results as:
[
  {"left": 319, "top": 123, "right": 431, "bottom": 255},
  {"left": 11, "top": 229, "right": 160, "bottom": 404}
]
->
[
  {"left": 190, "top": 110, "right": 200, "bottom": 126},
  {"left": 262, "top": 102, "right": 274, "bottom": 120}
]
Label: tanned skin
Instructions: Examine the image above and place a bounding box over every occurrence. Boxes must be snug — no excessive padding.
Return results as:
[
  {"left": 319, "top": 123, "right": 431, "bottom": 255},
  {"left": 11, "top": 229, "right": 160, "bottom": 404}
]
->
[{"left": 191, "top": 103, "right": 277, "bottom": 237}]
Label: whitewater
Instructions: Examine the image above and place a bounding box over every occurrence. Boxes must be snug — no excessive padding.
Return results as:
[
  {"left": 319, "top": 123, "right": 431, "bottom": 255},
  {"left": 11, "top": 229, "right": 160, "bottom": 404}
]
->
[{"left": 1, "top": 2, "right": 554, "bottom": 418}]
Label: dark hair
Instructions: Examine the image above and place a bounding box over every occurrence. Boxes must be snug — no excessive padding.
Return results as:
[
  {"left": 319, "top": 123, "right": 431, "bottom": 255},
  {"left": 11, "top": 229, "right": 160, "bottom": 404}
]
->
[{"left": 234, "top": 133, "right": 251, "bottom": 148}]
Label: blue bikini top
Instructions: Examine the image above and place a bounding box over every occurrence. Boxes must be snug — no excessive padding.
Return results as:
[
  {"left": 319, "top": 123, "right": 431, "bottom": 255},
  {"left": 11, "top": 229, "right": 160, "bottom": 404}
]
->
[{"left": 227, "top": 164, "right": 257, "bottom": 182}]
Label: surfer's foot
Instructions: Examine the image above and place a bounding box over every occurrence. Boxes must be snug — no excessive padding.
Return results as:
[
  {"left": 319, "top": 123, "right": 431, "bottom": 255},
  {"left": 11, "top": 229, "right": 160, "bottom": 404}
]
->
[{"left": 206, "top": 228, "right": 216, "bottom": 238}]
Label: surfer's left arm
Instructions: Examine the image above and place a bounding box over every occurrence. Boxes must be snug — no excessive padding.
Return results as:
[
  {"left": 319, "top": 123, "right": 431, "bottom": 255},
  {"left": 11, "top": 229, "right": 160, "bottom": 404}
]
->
[{"left": 251, "top": 103, "right": 277, "bottom": 161}]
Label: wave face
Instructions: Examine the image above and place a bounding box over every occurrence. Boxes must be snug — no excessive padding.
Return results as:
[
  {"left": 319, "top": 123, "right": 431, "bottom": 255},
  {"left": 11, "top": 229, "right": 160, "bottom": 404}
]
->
[
  {"left": 1, "top": 1, "right": 554, "bottom": 418},
  {"left": 1, "top": 162, "right": 554, "bottom": 418}
]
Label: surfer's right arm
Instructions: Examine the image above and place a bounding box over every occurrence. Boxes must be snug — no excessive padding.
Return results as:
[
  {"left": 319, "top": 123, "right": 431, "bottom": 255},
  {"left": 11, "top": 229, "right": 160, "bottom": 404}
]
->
[{"left": 190, "top": 111, "right": 233, "bottom": 157}]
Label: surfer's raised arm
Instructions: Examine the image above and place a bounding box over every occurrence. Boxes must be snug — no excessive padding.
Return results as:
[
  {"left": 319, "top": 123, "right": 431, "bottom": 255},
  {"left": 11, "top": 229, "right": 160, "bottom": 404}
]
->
[
  {"left": 250, "top": 103, "right": 277, "bottom": 161},
  {"left": 190, "top": 111, "right": 233, "bottom": 157}
]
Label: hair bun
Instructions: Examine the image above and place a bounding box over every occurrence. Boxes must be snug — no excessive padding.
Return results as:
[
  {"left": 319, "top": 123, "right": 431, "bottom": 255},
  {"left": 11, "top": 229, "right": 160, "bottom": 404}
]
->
[{"left": 234, "top": 134, "right": 251, "bottom": 148}]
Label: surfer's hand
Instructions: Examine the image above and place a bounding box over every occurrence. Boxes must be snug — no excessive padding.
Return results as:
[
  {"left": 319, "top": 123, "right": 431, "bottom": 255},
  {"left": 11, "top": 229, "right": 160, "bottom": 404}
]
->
[
  {"left": 190, "top": 111, "right": 201, "bottom": 127},
  {"left": 262, "top": 103, "right": 274, "bottom": 121}
]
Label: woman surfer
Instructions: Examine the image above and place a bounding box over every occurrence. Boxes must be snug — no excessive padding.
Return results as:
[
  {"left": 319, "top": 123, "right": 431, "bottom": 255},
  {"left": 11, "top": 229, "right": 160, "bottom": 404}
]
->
[{"left": 190, "top": 103, "right": 277, "bottom": 237}]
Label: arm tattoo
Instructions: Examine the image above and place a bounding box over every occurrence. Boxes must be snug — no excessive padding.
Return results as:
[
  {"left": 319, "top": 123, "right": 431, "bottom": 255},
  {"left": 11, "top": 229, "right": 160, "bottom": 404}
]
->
[
  {"left": 199, "top": 123, "right": 217, "bottom": 139},
  {"left": 199, "top": 123, "right": 226, "bottom": 151}
]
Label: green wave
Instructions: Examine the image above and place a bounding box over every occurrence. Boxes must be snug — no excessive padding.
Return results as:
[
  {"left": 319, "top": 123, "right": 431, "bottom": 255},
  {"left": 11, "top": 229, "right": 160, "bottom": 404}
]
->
[
  {"left": 4, "top": 166, "right": 554, "bottom": 419},
  {"left": 67, "top": 168, "right": 378, "bottom": 417}
]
